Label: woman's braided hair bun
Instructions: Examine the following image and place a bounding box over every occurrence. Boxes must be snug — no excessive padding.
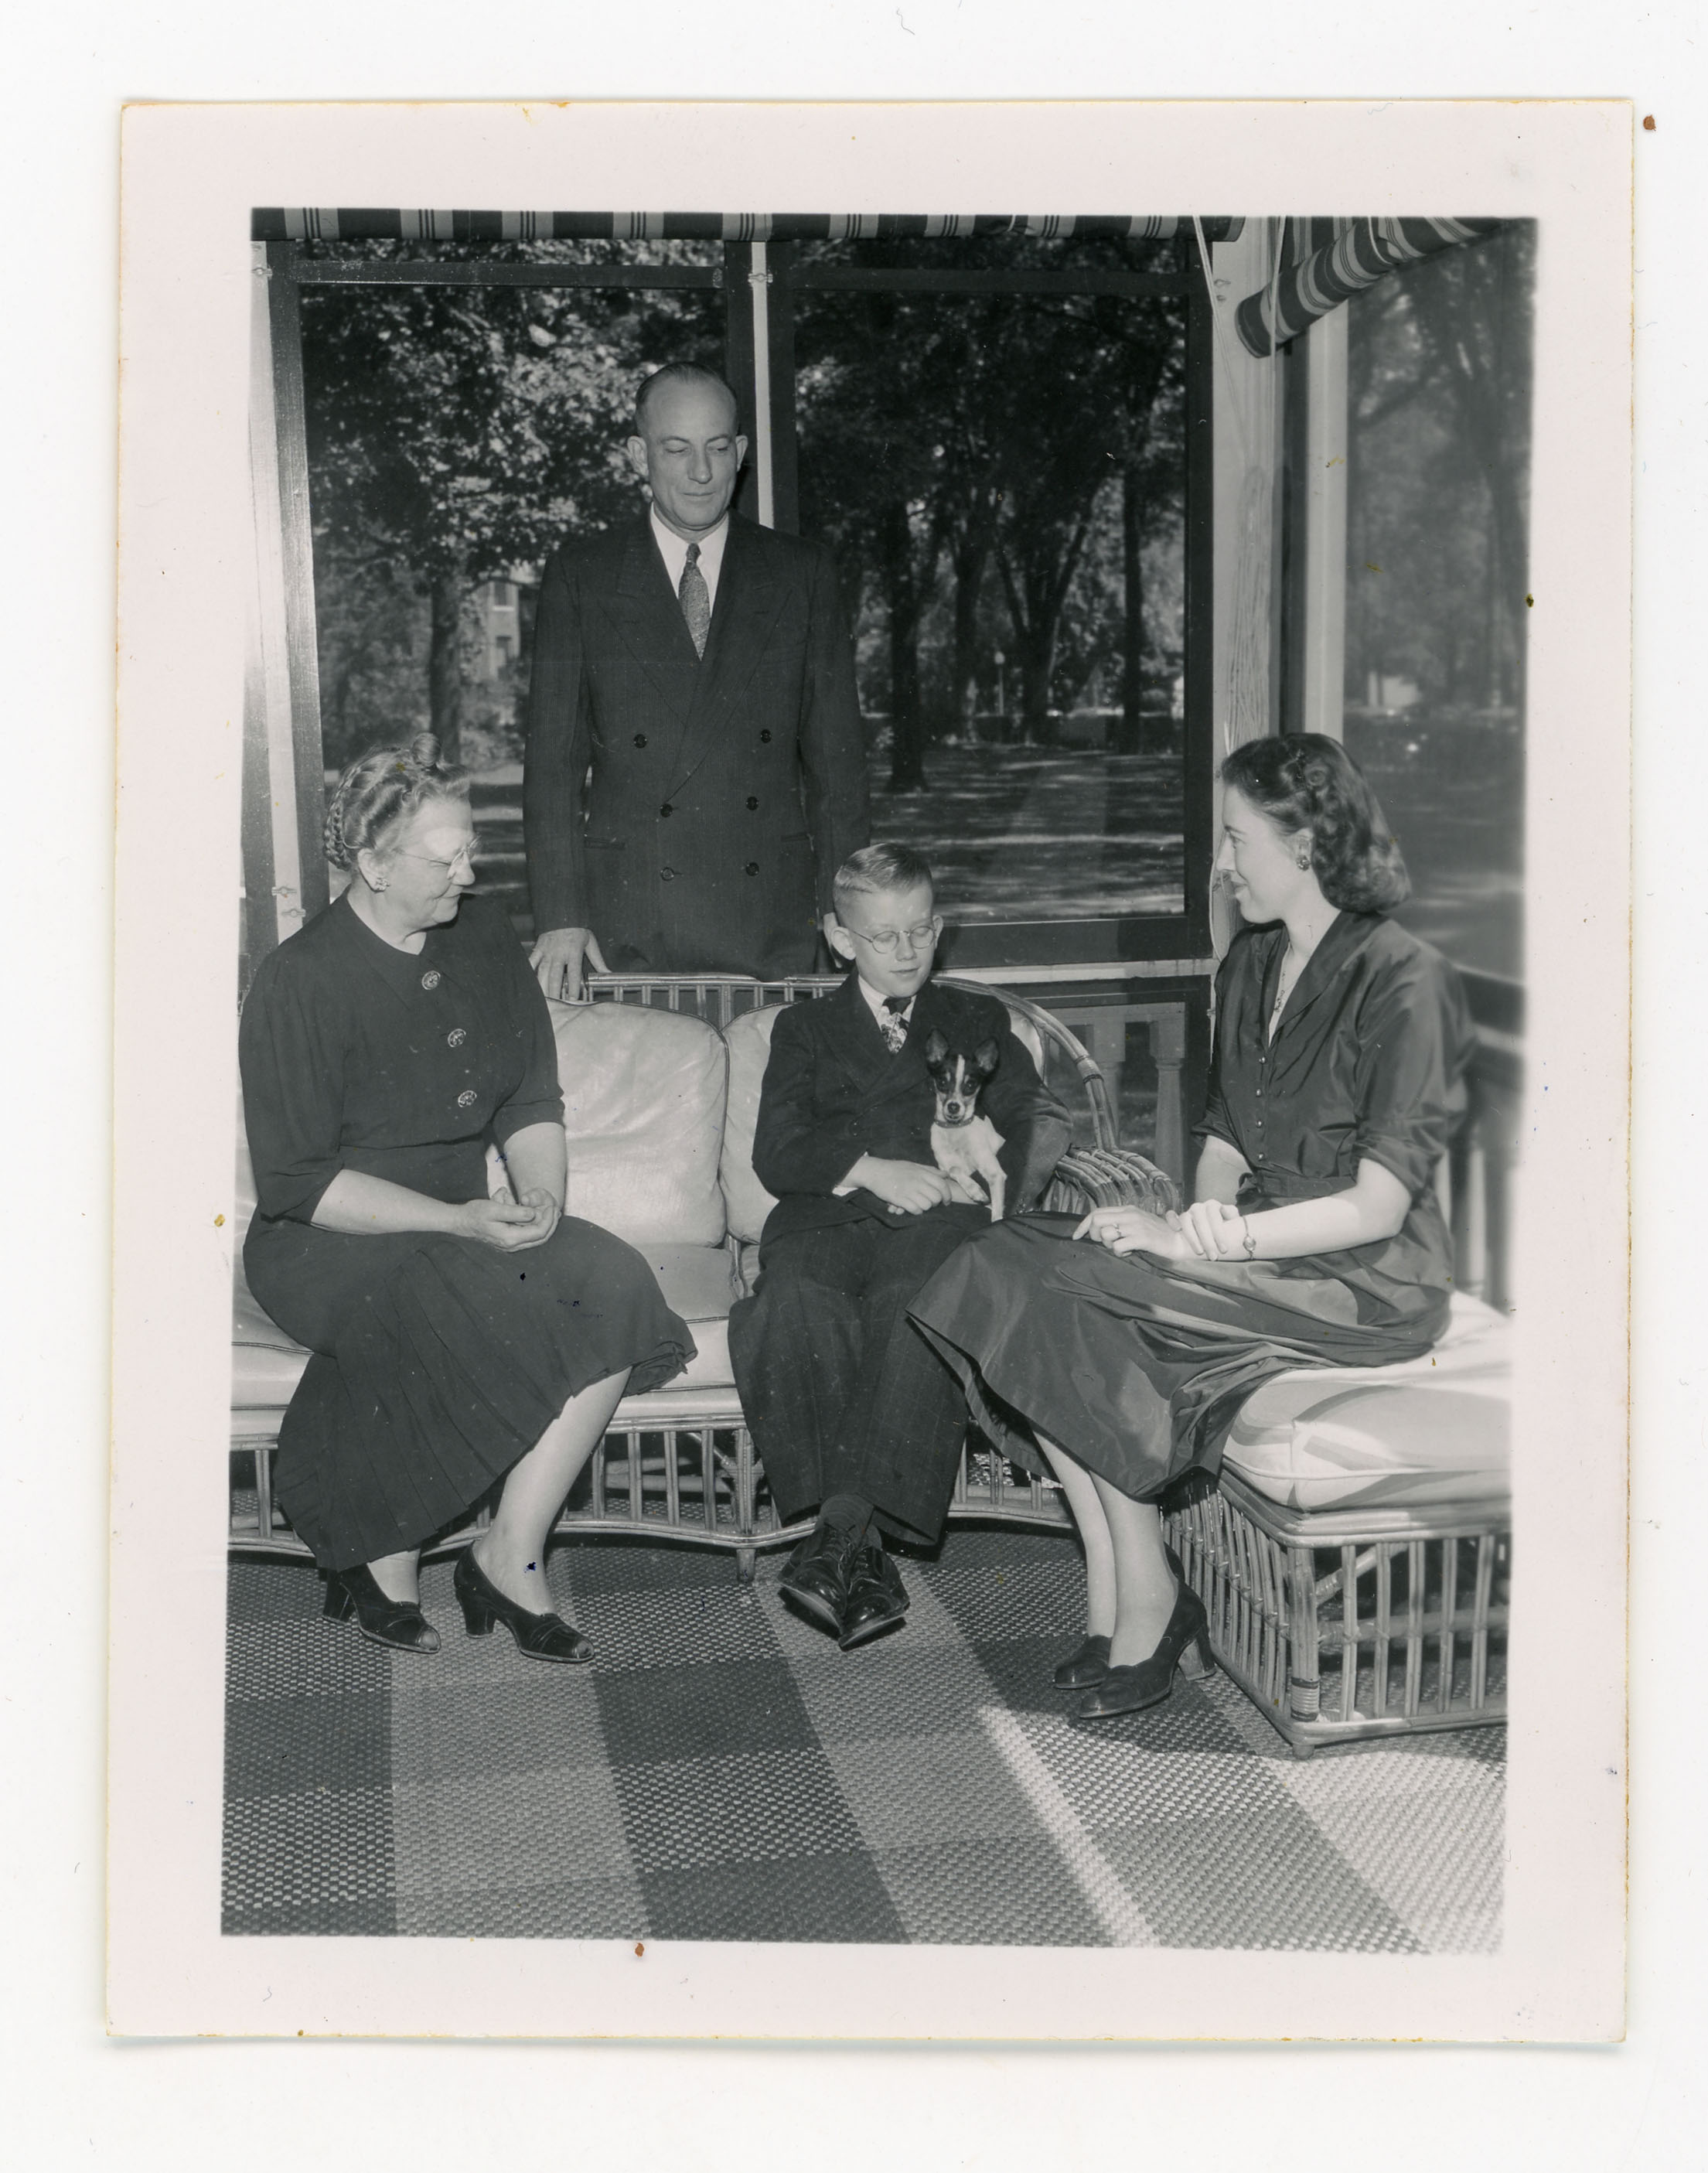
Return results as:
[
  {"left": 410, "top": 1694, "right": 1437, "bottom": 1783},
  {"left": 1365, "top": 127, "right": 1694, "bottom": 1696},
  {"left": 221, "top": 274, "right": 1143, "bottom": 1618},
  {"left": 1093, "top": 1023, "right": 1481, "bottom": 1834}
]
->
[
  {"left": 1219, "top": 732, "right": 1410, "bottom": 914},
  {"left": 323, "top": 735, "right": 469, "bottom": 871}
]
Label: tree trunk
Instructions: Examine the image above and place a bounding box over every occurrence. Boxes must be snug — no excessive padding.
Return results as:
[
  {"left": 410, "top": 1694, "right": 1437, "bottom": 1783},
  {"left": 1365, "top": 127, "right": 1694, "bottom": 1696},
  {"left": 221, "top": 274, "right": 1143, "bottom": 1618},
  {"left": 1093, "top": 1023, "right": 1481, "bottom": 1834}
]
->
[
  {"left": 882, "top": 505, "right": 929, "bottom": 793},
  {"left": 888, "top": 599, "right": 927, "bottom": 791},
  {"left": 428, "top": 568, "right": 465, "bottom": 765},
  {"left": 1018, "top": 633, "right": 1055, "bottom": 745},
  {"left": 948, "top": 531, "right": 990, "bottom": 742},
  {"left": 1117, "top": 460, "right": 1147, "bottom": 755}
]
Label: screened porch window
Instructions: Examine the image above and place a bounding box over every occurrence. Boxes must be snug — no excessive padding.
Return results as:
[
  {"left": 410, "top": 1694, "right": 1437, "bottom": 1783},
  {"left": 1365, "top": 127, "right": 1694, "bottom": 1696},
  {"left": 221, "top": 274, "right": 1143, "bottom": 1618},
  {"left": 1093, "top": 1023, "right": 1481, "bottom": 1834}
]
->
[
  {"left": 276, "top": 227, "right": 1212, "bottom": 967},
  {"left": 1340, "top": 223, "right": 1534, "bottom": 984}
]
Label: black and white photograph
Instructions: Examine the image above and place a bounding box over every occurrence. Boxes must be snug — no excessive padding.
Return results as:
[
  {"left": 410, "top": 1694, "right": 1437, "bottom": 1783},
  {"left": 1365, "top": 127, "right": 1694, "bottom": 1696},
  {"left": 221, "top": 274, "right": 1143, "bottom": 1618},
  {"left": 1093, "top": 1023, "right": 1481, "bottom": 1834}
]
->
[{"left": 106, "top": 101, "right": 1630, "bottom": 2046}]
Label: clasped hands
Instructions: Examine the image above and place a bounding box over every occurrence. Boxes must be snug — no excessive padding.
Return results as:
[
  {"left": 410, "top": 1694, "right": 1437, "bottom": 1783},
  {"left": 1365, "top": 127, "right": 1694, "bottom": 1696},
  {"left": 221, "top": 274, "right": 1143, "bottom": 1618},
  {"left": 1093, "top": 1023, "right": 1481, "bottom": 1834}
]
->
[
  {"left": 1072, "top": 1196, "right": 1252, "bottom": 1264},
  {"left": 461, "top": 1185, "right": 563, "bottom": 1252},
  {"left": 857, "top": 1156, "right": 987, "bottom": 1216}
]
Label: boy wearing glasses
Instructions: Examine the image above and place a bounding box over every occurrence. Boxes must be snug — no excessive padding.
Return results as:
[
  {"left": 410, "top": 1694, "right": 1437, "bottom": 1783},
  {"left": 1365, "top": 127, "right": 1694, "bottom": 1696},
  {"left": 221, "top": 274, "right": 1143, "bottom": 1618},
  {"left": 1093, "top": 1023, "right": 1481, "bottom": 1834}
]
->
[{"left": 728, "top": 844, "right": 1072, "bottom": 1649}]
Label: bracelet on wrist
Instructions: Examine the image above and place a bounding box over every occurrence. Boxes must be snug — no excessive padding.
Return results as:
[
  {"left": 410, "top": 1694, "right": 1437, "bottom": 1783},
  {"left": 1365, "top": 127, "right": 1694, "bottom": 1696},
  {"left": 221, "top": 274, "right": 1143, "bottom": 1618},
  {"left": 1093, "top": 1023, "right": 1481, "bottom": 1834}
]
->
[{"left": 1239, "top": 1215, "right": 1258, "bottom": 1259}]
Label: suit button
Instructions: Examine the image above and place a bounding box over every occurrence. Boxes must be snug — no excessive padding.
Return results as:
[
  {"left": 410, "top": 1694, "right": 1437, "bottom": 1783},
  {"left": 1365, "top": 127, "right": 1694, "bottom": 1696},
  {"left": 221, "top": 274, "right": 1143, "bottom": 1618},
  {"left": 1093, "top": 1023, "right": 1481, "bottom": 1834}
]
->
[
  {"left": 747, "top": 797, "right": 759, "bottom": 810},
  {"left": 633, "top": 734, "right": 647, "bottom": 748},
  {"left": 660, "top": 868, "right": 676, "bottom": 882},
  {"left": 759, "top": 730, "right": 772, "bottom": 743},
  {"left": 745, "top": 862, "right": 760, "bottom": 877},
  {"left": 420, "top": 971, "right": 441, "bottom": 991},
  {"left": 457, "top": 1090, "right": 478, "bottom": 1108},
  {"left": 660, "top": 803, "right": 673, "bottom": 818},
  {"left": 447, "top": 1028, "right": 467, "bottom": 1048}
]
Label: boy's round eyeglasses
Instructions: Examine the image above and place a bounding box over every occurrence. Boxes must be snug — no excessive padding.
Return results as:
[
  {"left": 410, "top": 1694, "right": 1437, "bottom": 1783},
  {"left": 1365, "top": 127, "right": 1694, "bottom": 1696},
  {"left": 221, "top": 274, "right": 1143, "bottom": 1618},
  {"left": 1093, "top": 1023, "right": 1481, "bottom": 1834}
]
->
[{"left": 846, "top": 921, "right": 940, "bottom": 954}]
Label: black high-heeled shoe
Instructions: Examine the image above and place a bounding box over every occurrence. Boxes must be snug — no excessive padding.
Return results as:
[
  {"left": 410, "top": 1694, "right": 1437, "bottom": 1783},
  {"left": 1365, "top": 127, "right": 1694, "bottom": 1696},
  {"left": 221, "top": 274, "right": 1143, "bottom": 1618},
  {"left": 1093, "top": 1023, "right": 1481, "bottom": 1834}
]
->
[
  {"left": 323, "top": 1564, "right": 441, "bottom": 1656},
  {"left": 453, "top": 1547, "right": 591, "bottom": 1665},
  {"left": 1073, "top": 1579, "right": 1215, "bottom": 1721},
  {"left": 1053, "top": 1549, "right": 1190, "bottom": 1690},
  {"left": 1053, "top": 1634, "right": 1113, "bottom": 1689}
]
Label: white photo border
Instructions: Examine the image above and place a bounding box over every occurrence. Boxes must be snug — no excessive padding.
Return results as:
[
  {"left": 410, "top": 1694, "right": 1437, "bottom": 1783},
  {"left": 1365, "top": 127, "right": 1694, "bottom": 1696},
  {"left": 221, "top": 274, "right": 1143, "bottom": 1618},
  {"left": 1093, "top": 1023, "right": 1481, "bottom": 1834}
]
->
[{"left": 110, "top": 97, "right": 1631, "bottom": 2042}]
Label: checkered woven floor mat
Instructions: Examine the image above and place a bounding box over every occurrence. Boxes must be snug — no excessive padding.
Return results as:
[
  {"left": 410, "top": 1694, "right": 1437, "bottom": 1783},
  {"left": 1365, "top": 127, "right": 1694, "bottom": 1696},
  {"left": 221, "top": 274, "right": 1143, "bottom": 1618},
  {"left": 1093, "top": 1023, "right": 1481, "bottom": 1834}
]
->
[{"left": 223, "top": 1528, "right": 1504, "bottom": 1949}]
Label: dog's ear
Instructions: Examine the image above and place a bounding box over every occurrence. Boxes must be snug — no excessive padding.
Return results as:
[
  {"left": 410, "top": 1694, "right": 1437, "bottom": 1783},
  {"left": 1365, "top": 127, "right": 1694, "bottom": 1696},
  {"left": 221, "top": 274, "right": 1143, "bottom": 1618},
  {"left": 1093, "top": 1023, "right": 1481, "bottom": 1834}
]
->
[
  {"left": 923, "top": 1028, "right": 949, "bottom": 1066},
  {"left": 973, "top": 1038, "right": 1001, "bottom": 1077}
]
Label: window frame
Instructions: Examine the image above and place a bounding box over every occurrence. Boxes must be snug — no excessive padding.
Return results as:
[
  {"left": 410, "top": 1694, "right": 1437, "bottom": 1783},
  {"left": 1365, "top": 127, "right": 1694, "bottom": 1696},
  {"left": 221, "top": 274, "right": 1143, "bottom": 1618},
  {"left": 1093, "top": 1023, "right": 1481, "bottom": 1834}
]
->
[{"left": 254, "top": 230, "right": 1216, "bottom": 974}]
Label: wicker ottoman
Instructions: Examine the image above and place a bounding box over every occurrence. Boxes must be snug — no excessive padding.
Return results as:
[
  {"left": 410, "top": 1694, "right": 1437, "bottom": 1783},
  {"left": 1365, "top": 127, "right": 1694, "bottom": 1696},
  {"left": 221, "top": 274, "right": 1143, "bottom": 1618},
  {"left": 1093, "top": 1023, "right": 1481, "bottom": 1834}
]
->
[{"left": 1167, "top": 1293, "right": 1512, "bottom": 1755}]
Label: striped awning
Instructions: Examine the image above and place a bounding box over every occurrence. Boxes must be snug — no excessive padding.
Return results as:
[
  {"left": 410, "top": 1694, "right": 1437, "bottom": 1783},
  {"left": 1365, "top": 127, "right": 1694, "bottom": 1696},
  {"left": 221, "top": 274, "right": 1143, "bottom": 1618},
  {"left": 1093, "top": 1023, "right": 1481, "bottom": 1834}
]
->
[
  {"left": 251, "top": 208, "right": 1242, "bottom": 245},
  {"left": 1235, "top": 217, "right": 1501, "bottom": 356}
]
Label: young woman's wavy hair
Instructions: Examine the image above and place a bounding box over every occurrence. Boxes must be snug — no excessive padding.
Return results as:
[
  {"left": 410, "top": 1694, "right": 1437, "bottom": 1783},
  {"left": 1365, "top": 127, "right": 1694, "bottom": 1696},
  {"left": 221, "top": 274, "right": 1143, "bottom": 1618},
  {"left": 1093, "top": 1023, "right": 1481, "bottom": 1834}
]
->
[
  {"left": 323, "top": 733, "right": 470, "bottom": 871},
  {"left": 1219, "top": 733, "right": 1410, "bottom": 913}
]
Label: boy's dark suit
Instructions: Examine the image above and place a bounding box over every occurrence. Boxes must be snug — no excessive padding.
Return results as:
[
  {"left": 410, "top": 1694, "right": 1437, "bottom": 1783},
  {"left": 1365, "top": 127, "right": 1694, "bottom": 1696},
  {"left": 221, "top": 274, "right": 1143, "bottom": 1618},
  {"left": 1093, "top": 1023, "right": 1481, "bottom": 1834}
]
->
[
  {"left": 523, "top": 511, "right": 870, "bottom": 977},
  {"left": 728, "top": 974, "right": 1072, "bottom": 1546}
]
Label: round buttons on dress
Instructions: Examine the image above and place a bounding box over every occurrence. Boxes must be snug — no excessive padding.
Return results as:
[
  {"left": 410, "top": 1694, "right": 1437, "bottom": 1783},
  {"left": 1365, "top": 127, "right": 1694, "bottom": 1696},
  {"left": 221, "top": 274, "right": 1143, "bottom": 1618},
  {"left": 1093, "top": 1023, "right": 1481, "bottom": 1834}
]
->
[
  {"left": 457, "top": 1089, "right": 478, "bottom": 1108},
  {"left": 660, "top": 803, "right": 673, "bottom": 818},
  {"left": 660, "top": 868, "right": 677, "bottom": 882},
  {"left": 633, "top": 734, "right": 648, "bottom": 748},
  {"left": 745, "top": 861, "right": 760, "bottom": 877},
  {"left": 421, "top": 971, "right": 441, "bottom": 991},
  {"left": 447, "top": 1028, "right": 466, "bottom": 1048},
  {"left": 759, "top": 730, "right": 772, "bottom": 743},
  {"left": 747, "top": 797, "right": 759, "bottom": 810}
]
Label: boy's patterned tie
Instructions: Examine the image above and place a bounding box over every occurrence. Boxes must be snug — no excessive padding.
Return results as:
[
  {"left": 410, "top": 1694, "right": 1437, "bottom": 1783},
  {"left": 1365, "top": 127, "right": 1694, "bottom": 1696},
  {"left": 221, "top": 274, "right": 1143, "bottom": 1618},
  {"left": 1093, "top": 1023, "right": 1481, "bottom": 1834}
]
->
[
  {"left": 880, "top": 996, "right": 910, "bottom": 1055},
  {"left": 679, "top": 542, "right": 711, "bottom": 657}
]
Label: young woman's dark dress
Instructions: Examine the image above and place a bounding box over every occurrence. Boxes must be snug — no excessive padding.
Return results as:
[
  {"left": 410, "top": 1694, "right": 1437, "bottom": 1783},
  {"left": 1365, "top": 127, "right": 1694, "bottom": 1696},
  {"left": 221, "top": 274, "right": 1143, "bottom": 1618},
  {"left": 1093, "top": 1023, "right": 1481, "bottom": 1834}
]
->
[
  {"left": 239, "top": 892, "right": 693, "bottom": 1571},
  {"left": 910, "top": 910, "right": 1474, "bottom": 1503}
]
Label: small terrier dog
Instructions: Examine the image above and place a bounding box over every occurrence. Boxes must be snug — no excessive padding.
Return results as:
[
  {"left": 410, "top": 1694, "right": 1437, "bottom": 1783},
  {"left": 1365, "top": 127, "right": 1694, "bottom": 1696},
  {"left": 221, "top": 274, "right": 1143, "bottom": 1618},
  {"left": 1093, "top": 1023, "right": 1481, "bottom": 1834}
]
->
[{"left": 923, "top": 1029, "right": 1007, "bottom": 1220}]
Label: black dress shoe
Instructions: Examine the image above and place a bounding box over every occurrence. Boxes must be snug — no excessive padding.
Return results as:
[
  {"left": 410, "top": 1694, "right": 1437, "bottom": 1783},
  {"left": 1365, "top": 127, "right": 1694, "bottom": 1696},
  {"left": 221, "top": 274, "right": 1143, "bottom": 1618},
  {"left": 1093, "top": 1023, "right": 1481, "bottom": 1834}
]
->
[
  {"left": 323, "top": 1564, "right": 441, "bottom": 1656},
  {"left": 453, "top": 1547, "right": 591, "bottom": 1665},
  {"left": 779, "top": 1520, "right": 863, "bottom": 1637},
  {"left": 1074, "top": 1580, "right": 1215, "bottom": 1721},
  {"left": 1052, "top": 1633, "right": 1112, "bottom": 1689},
  {"left": 839, "top": 1543, "right": 909, "bottom": 1650}
]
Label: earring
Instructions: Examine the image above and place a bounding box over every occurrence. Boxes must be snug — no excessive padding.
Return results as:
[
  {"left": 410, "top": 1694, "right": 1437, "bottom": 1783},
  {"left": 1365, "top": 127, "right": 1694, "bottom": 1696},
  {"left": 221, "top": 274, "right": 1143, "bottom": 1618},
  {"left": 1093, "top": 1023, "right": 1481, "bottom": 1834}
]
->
[
  {"left": 372, "top": 878, "right": 387, "bottom": 890},
  {"left": 1296, "top": 853, "right": 1311, "bottom": 871}
]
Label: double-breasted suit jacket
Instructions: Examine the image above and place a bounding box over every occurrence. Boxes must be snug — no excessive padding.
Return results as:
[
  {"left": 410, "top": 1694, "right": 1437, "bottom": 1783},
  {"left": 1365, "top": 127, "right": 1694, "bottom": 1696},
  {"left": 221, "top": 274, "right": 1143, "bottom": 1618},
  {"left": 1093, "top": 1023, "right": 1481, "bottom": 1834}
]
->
[
  {"left": 751, "top": 974, "right": 1075, "bottom": 1252},
  {"left": 523, "top": 510, "right": 871, "bottom": 977}
]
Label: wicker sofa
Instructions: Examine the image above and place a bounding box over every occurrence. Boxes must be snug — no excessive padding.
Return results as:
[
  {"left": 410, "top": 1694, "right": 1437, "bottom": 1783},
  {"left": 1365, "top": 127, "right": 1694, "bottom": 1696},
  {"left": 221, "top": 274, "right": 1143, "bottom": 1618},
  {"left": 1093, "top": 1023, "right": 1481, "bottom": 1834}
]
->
[{"left": 229, "top": 969, "right": 1512, "bottom": 1755}]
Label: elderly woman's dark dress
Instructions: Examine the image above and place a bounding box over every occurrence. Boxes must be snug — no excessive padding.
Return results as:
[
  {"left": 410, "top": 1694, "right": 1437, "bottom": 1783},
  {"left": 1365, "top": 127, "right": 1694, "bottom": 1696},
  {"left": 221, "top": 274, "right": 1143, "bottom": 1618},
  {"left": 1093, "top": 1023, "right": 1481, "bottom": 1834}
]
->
[
  {"left": 911, "top": 909, "right": 1474, "bottom": 1501},
  {"left": 240, "top": 891, "right": 693, "bottom": 1571}
]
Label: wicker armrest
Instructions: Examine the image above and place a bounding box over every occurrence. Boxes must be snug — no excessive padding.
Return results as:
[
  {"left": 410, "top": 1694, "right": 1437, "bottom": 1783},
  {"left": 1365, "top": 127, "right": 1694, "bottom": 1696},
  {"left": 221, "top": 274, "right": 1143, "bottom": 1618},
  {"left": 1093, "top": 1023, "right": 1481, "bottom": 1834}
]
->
[{"left": 1043, "top": 1146, "right": 1182, "bottom": 1217}]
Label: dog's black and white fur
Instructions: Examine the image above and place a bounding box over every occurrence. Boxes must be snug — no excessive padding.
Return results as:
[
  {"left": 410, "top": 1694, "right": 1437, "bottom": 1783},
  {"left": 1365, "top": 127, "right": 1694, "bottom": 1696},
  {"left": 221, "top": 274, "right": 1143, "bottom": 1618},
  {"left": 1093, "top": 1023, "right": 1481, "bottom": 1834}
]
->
[{"left": 923, "top": 1029, "right": 1007, "bottom": 1220}]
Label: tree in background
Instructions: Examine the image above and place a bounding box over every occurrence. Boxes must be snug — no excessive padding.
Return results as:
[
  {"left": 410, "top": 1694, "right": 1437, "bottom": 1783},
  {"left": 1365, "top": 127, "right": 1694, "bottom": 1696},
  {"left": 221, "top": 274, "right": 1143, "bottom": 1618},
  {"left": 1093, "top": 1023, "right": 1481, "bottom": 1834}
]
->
[
  {"left": 299, "top": 243, "right": 721, "bottom": 766},
  {"left": 794, "top": 250, "right": 1187, "bottom": 783},
  {"left": 1345, "top": 223, "right": 1535, "bottom": 718},
  {"left": 795, "top": 288, "right": 963, "bottom": 790}
]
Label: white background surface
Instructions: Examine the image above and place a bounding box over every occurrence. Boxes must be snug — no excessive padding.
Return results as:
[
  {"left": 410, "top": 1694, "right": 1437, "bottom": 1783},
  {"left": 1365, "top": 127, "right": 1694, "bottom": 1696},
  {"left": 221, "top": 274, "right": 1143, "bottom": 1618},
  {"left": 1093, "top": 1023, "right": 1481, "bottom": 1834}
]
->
[{"left": 5, "top": 5, "right": 1700, "bottom": 2164}]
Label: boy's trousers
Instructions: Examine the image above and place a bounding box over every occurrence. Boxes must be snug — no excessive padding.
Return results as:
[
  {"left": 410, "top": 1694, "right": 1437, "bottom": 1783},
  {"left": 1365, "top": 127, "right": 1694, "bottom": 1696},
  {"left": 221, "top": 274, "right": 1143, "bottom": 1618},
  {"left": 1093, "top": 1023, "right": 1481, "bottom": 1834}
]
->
[{"left": 727, "top": 1203, "right": 991, "bottom": 1546}]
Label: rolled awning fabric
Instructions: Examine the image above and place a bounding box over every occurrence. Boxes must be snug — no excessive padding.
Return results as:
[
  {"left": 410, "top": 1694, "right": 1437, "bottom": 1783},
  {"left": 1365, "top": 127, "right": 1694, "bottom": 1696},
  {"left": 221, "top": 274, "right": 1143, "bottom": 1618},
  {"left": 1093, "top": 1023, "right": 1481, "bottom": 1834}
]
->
[
  {"left": 1235, "top": 217, "right": 1501, "bottom": 356},
  {"left": 253, "top": 209, "right": 1246, "bottom": 246}
]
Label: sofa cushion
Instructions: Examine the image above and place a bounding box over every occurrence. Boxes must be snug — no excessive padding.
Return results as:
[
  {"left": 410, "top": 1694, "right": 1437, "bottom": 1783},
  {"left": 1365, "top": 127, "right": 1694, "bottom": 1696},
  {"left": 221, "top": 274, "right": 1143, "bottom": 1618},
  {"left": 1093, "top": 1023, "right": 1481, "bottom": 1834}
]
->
[
  {"left": 232, "top": 1240, "right": 738, "bottom": 1420},
  {"left": 551, "top": 1000, "right": 728, "bottom": 1248},
  {"left": 626, "top": 1240, "right": 737, "bottom": 1394},
  {"left": 720, "top": 1005, "right": 785, "bottom": 1243},
  {"left": 1222, "top": 1291, "right": 1512, "bottom": 1511}
]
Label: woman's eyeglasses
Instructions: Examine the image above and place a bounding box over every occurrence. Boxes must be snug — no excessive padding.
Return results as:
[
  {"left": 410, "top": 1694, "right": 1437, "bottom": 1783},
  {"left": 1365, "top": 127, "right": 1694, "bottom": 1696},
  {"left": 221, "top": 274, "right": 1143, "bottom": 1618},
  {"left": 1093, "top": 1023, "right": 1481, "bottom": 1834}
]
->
[
  {"left": 844, "top": 919, "right": 940, "bottom": 954},
  {"left": 395, "top": 844, "right": 482, "bottom": 877}
]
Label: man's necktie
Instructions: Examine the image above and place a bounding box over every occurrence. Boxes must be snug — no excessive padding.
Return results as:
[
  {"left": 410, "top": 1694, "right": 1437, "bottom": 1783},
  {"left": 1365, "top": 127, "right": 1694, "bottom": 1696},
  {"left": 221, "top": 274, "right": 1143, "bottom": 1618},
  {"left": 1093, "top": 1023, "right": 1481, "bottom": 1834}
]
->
[
  {"left": 679, "top": 542, "right": 711, "bottom": 658},
  {"left": 879, "top": 996, "right": 910, "bottom": 1056}
]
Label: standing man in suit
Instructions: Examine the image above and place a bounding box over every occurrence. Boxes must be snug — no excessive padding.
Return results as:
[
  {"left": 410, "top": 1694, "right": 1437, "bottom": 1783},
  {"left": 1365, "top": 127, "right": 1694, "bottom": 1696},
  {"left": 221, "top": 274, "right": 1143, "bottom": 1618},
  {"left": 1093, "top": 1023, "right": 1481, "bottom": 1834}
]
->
[{"left": 524, "top": 363, "right": 871, "bottom": 992}]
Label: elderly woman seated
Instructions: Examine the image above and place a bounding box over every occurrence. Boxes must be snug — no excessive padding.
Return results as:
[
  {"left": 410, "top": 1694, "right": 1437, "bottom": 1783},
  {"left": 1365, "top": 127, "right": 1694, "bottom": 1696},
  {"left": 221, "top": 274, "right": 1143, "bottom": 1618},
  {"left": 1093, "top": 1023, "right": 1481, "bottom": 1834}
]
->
[
  {"left": 239, "top": 735, "right": 694, "bottom": 1663},
  {"left": 912, "top": 734, "right": 1473, "bottom": 1721}
]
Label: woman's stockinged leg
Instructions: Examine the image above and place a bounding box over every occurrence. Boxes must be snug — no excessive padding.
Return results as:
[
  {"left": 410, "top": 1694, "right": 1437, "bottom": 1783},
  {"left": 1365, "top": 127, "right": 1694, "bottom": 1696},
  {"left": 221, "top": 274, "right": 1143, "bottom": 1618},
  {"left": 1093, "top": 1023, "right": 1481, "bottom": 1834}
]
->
[
  {"left": 1035, "top": 1434, "right": 1118, "bottom": 1639},
  {"left": 366, "top": 1549, "right": 424, "bottom": 1604},
  {"left": 475, "top": 1369, "right": 632, "bottom": 1609},
  {"left": 1088, "top": 1470, "right": 1177, "bottom": 1665}
]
